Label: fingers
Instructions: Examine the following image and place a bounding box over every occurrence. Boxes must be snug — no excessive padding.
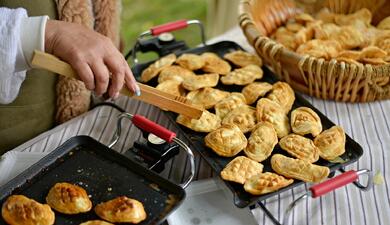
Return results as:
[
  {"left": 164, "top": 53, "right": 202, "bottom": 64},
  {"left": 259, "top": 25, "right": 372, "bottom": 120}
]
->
[
  {"left": 105, "top": 56, "right": 125, "bottom": 98},
  {"left": 124, "top": 61, "right": 141, "bottom": 96},
  {"left": 90, "top": 60, "right": 110, "bottom": 96},
  {"left": 70, "top": 61, "right": 95, "bottom": 90}
]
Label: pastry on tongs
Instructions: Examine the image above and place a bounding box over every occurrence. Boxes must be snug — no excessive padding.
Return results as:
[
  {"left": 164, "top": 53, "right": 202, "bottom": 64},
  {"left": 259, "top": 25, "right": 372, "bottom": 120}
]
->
[
  {"left": 186, "top": 87, "right": 230, "bottom": 109},
  {"left": 176, "top": 110, "right": 220, "bottom": 132}
]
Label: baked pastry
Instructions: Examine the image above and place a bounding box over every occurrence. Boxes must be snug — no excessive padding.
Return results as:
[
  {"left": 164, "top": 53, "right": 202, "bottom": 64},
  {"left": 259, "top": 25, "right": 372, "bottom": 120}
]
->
[
  {"left": 176, "top": 53, "right": 205, "bottom": 70},
  {"left": 291, "top": 107, "right": 322, "bottom": 137},
  {"left": 46, "top": 182, "right": 92, "bottom": 214},
  {"left": 279, "top": 134, "right": 320, "bottom": 163},
  {"left": 156, "top": 80, "right": 186, "bottom": 96},
  {"left": 186, "top": 87, "right": 230, "bottom": 109},
  {"left": 220, "top": 65, "right": 263, "bottom": 85},
  {"left": 267, "top": 82, "right": 295, "bottom": 114},
  {"left": 2, "top": 195, "right": 55, "bottom": 225},
  {"left": 205, "top": 124, "right": 247, "bottom": 157},
  {"left": 241, "top": 82, "right": 273, "bottom": 104},
  {"left": 201, "top": 52, "right": 231, "bottom": 75},
  {"left": 223, "top": 50, "right": 262, "bottom": 67},
  {"left": 80, "top": 220, "right": 114, "bottom": 225},
  {"left": 271, "top": 154, "right": 330, "bottom": 183},
  {"left": 314, "top": 126, "right": 346, "bottom": 161},
  {"left": 157, "top": 65, "right": 195, "bottom": 83},
  {"left": 215, "top": 93, "right": 247, "bottom": 119},
  {"left": 182, "top": 73, "right": 219, "bottom": 91},
  {"left": 244, "top": 122, "right": 278, "bottom": 162},
  {"left": 256, "top": 98, "right": 290, "bottom": 138},
  {"left": 244, "top": 172, "right": 294, "bottom": 195},
  {"left": 378, "top": 16, "right": 390, "bottom": 30},
  {"left": 94, "top": 196, "right": 146, "bottom": 224},
  {"left": 296, "top": 39, "right": 342, "bottom": 60},
  {"left": 220, "top": 156, "right": 264, "bottom": 184},
  {"left": 141, "top": 53, "right": 176, "bottom": 82},
  {"left": 176, "top": 110, "right": 220, "bottom": 132},
  {"left": 222, "top": 105, "right": 257, "bottom": 133}
]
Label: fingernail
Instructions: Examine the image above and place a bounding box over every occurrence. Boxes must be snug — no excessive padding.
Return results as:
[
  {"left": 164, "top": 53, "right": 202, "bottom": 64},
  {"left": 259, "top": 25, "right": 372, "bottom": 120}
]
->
[{"left": 135, "top": 85, "right": 141, "bottom": 96}]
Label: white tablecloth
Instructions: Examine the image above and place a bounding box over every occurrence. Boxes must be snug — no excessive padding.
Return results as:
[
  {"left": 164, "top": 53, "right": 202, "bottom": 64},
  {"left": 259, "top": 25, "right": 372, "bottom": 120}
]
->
[{"left": 8, "top": 27, "right": 390, "bottom": 225}]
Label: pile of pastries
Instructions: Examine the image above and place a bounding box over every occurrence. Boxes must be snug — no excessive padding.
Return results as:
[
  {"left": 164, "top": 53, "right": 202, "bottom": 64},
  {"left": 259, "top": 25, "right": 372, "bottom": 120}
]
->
[
  {"left": 1, "top": 182, "right": 146, "bottom": 225},
  {"left": 140, "top": 50, "right": 346, "bottom": 196},
  {"left": 270, "top": 8, "right": 390, "bottom": 64}
]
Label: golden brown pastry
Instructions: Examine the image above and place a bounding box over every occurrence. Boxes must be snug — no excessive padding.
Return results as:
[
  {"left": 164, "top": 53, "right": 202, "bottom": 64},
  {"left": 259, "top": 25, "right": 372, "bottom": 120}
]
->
[
  {"left": 201, "top": 52, "right": 231, "bottom": 75},
  {"left": 223, "top": 50, "right": 262, "bottom": 67},
  {"left": 333, "top": 8, "right": 372, "bottom": 29},
  {"left": 256, "top": 98, "right": 290, "bottom": 138},
  {"left": 176, "top": 53, "right": 205, "bottom": 70},
  {"left": 182, "top": 73, "right": 219, "bottom": 91},
  {"left": 291, "top": 107, "right": 322, "bottom": 137},
  {"left": 157, "top": 65, "right": 195, "bottom": 83},
  {"left": 215, "top": 93, "right": 247, "bottom": 119},
  {"left": 271, "top": 154, "right": 329, "bottom": 183},
  {"left": 241, "top": 82, "right": 273, "bottom": 105},
  {"left": 176, "top": 110, "right": 220, "bottom": 132},
  {"left": 296, "top": 39, "right": 342, "bottom": 60},
  {"left": 141, "top": 53, "right": 176, "bottom": 82},
  {"left": 46, "top": 182, "right": 92, "bottom": 214},
  {"left": 279, "top": 134, "right": 320, "bottom": 163},
  {"left": 267, "top": 81, "right": 295, "bottom": 114},
  {"left": 220, "top": 156, "right": 264, "bottom": 184},
  {"left": 205, "top": 124, "right": 247, "bottom": 157},
  {"left": 2, "top": 195, "right": 55, "bottom": 225},
  {"left": 186, "top": 87, "right": 230, "bottom": 109},
  {"left": 314, "top": 126, "right": 346, "bottom": 161},
  {"left": 156, "top": 80, "right": 186, "bottom": 97},
  {"left": 79, "top": 220, "right": 114, "bottom": 225},
  {"left": 330, "top": 26, "right": 366, "bottom": 49},
  {"left": 222, "top": 105, "right": 257, "bottom": 133},
  {"left": 244, "top": 122, "right": 278, "bottom": 162},
  {"left": 220, "top": 65, "right": 263, "bottom": 85},
  {"left": 377, "top": 16, "right": 390, "bottom": 30},
  {"left": 94, "top": 196, "right": 146, "bottom": 224},
  {"left": 244, "top": 172, "right": 294, "bottom": 195}
]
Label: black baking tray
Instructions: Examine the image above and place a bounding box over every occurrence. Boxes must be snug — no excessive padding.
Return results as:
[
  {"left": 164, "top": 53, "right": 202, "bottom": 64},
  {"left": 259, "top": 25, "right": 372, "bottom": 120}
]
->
[
  {"left": 132, "top": 41, "right": 364, "bottom": 208},
  {"left": 0, "top": 136, "right": 185, "bottom": 225}
]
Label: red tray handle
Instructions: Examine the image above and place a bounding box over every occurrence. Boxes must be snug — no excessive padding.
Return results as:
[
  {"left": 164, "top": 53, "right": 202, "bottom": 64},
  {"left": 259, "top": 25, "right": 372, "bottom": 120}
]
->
[
  {"left": 309, "top": 170, "right": 358, "bottom": 198},
  {"left": 131, "top": 114, "right": 176, "bottom": 143},
  {"left": 150, "top": 20, "right": 188, "bottom": 36}
]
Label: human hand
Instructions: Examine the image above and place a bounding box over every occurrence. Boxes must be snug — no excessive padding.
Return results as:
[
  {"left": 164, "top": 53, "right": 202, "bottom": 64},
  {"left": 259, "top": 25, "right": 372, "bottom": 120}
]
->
[{"left": 44, "top": 20, "right": 140, "bottom": 98}]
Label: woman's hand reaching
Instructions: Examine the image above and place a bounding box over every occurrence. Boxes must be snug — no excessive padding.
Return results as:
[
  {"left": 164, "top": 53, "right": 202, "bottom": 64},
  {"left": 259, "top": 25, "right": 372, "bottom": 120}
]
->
[{"left": 44, "top": 20, "right": 140, "bottom": 98}]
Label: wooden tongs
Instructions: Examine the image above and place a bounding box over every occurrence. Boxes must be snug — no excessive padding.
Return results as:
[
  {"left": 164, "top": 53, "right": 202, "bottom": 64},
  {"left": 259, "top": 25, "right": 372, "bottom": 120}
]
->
[{"left": 31, "top": 50, "right": 203, "bottom": 119}]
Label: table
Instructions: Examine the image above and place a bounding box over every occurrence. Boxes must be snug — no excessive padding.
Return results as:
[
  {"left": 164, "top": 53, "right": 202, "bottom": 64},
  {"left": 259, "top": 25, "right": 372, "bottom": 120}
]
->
[{"left": 10, "top": 27, "right": 390, "bottom": 225}]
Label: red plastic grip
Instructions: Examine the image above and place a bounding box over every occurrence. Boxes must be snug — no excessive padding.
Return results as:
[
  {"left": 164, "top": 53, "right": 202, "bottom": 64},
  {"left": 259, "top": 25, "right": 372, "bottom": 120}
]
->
[
  {"left": 150, "top": 20, "right": 188, "bottom": 36},
  {"left": 132, "top": 114, "right": 176, "bottom": 143},
  {"left": 309, "top": 170, "right": 358, "bottom": 198}
]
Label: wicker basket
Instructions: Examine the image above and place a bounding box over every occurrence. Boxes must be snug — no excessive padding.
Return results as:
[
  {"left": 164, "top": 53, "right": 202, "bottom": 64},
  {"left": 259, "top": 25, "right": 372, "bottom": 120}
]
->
[{"left": 239, "top": 0, "right": 390, "bottom": 102}]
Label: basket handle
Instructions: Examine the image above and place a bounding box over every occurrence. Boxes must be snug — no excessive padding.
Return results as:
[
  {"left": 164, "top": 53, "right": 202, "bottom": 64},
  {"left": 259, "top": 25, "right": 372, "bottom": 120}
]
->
[{"left": 108, "top": 113, "right": 195, "bottom": 188}]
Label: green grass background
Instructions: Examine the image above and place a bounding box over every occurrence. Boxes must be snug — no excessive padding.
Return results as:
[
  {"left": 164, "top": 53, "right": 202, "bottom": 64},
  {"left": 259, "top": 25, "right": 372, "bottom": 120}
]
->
[{"left": 121, "top": 0, "right": 207, "bottom": 62}]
